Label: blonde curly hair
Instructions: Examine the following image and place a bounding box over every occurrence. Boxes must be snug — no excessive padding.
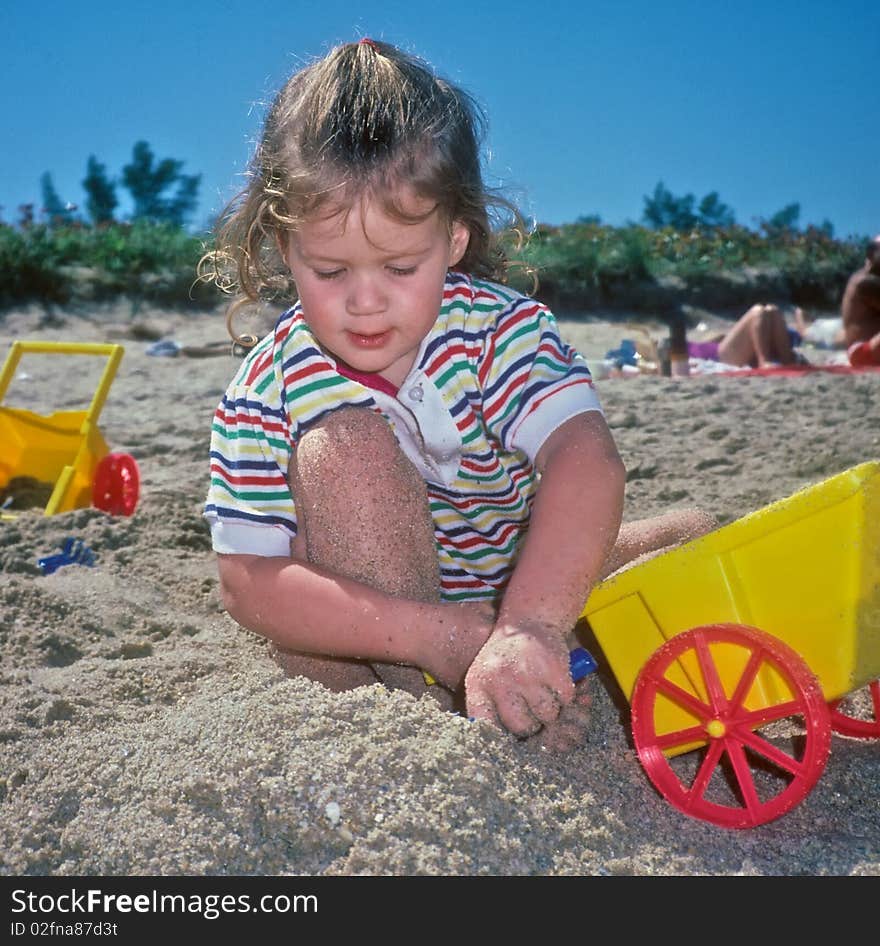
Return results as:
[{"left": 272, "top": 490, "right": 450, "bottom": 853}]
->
[{"left": 198, "top": 39, "right": 529, "bottom": 345}]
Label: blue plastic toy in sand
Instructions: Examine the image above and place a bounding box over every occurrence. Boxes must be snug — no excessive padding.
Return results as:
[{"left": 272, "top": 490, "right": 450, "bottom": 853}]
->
[
  {"left": 569, "top": 646, "right": 598, "bottom": 682},
  {"left": 38, "top": 537, "right": 97, "bottom": 575},
  {"left": 604, "top": 339, "right": 639, "bottom": 369}
]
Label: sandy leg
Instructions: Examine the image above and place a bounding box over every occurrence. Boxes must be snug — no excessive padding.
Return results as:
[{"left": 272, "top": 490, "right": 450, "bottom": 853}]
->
[
  {"left": 270, "top": 407, "right": 453, "bottom": 706},
  {"left": 600, "top": 507, "right": 718, "bottom": 579}
]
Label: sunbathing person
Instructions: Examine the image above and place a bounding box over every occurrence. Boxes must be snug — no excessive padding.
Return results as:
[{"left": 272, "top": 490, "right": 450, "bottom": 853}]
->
[
  {"left": 686, "top": 304, "right": 807, "bottom": 368},
  {"left": 841, "top": 235, "right": 880, "bottom": 367}
]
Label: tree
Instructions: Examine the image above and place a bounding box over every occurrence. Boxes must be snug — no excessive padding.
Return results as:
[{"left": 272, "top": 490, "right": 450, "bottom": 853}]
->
[
  {"left": 642, "top": 182, "right": 698, "bottom": 230},
  {"left": 765, "top": 202, "right": 801, "bottom": 232},
  {"left": 121, "top": 140, "right": 200, "bottom": 226},
  {"left": 643, "top": 182, "right": 737, "bottom": 230},
  {"left": 82, "top": 156, "right": 118, "bottom": 225},
  {"left": 697, "top": 191, "right": 735, "bottom": 229},
  {"left": 40, "top": 172, "right": 75, "bottom": 226}
]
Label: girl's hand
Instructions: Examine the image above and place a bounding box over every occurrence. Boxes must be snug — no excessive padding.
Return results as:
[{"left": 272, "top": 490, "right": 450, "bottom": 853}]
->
[{"left": 463, "top": 621, "right": 574, "bottom": 736}]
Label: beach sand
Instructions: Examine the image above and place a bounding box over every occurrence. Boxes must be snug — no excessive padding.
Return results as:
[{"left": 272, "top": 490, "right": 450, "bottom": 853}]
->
[{"left": 1, "top": 300, "right": 878, "bottom": 876}]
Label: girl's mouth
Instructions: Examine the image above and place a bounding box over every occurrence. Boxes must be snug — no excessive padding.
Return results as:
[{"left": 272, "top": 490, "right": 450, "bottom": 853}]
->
[{"left": 346, "top": 329, "right": 391, "bottom": 349}]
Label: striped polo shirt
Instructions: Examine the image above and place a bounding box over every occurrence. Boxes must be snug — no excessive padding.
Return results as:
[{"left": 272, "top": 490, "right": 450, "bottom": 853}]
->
[{"left": 204, "top": 271, "right": 603, "bottom": 601}]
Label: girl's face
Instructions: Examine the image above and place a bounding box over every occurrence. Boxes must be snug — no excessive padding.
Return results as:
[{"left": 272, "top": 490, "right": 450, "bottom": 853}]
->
[{"left": 281, "top": 187, "right": 470, "bottom": 386}]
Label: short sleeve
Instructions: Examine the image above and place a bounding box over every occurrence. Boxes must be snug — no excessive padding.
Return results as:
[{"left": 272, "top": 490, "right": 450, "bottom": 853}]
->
[
  {"left": 477, "top": 297, "right": 602, "bottom": 461},
  {"left": 204, "top": 360, "right": 298, "bottom": 557}
]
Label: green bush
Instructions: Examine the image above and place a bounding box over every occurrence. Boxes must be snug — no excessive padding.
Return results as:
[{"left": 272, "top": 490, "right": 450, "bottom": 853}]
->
[
  {"left": 513, "top": 222, "right": 865, "bottom": 312},
  {"left": 0, "top": 221, "right": 220, "bottom": 310},
  {"left": 0, "top": 226, "right": 68, "bottom": 305},
  {"left": 0, "top": 217, "right": 867, "bottom": 315}
]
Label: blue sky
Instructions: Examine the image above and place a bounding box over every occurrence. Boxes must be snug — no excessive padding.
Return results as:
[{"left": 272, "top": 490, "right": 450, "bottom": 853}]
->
[{"left": 2, "top": 0, "right": 877, "bottom": 239}]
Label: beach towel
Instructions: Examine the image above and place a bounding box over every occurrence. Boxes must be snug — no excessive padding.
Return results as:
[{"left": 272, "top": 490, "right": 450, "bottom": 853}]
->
[
  {"left": 658, "top": 341, "right": 877, "bottom": 376},
  {"left": 706, "top": 361, "right": 880, "bottom": 378}
]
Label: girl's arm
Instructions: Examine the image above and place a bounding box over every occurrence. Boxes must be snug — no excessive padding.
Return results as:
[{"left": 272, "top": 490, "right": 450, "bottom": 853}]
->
[
  {"left": 216, "top": 553, "right": 493, "bottom": 688},
  {"left": 464, "top": 410, "right": 626, "bottom": 735}
]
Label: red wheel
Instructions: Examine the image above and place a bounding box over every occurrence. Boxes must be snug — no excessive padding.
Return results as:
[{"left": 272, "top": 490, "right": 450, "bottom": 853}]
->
[
  {"left": 631, "top": 624, "right": 832, "bottom": 829},
  {"left": 828, "top": 680, "right": 880, "bottom": 739},
  {"left": 92, "top": 452, "right": 140, "bottom": 516}
]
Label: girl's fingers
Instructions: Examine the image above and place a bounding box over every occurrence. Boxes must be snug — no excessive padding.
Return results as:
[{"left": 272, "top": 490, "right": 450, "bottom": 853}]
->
[
  {"left": 498, "top": 685, "right": 568, "bottom": 737},
  {"left": 493, "top": 692, "right": 545, "bottom": 738},
  {"left": 526, "top": 686, "right": 563, "bottom": 726}
]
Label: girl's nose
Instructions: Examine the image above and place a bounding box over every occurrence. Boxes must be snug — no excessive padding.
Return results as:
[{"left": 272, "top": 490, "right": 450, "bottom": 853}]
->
[{"left": 346, "top": 274, "right": 386, "bottom": 315}]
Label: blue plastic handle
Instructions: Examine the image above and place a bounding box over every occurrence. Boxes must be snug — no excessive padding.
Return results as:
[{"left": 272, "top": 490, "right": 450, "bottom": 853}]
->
[
  {"left": 38, "top": 537, "right": 96, "bottom": 575},
  {"left": 569, "top": 647, "right": 598, "bottom": 682}
]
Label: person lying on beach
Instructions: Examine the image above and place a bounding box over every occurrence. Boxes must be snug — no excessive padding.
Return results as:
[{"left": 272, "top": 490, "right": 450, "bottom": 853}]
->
[
  {"left": 686, "top": 303, "right": 808, "bottom": 368},
  {"left": 841, "top": 234, "right": 880, "bottom": 367},
  {"left": 201, "top": 39, "right": 714, "bottom": 751}
]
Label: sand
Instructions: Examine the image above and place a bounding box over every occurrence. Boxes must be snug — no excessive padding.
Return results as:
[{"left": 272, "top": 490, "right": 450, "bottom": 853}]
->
[{"left": 1, "top": 300, "right": 878, "bottom": 877}]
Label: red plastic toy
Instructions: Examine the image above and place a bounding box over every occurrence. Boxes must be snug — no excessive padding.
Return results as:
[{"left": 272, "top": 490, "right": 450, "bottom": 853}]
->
[{"left": 92, "top": 452, "right": 140, "bottom": 516}]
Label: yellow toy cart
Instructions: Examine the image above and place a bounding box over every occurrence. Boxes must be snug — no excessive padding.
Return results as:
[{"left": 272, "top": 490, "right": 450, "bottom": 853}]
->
[
  {"left": 0, "top": 341, "right": 139, "bottom": 518},
  {"left": 581, "top": 461, "right": 880, "bottom": 828}
]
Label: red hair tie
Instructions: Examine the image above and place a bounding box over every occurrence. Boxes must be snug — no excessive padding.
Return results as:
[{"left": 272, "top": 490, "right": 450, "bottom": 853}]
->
[{"left": 359, "top": 37, "right": 379, "bottom": 49}]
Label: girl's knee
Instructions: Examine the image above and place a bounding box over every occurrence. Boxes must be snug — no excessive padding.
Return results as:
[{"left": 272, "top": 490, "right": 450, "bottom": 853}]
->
[
  {"left": 674, "top": 507, "right": 718, "bottom": 540},
  {"left": 294, "top": 407, "right": 419, "bottom": 499},
  {"left": 297, "top": 408, "right": 401, "bottom": 471},
  {"left": 299, "top": 408, "right": 434, "bottom": 519}
]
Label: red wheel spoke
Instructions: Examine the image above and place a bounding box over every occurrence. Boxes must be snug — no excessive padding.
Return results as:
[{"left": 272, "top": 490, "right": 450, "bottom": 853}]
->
[
  {"left": 723, "top": 739, "right": 762, "bottom": 818},
  {"left": 687, "top": 738, "right": 725, "bottom": 801},
  {"left": 654, "top": 723, "right": 709, "bottom": 752},
  {"left": 727, "top": 647, "right": 765, "bottom": 713},
  {"left": 730, "top": 698, "right": 805, "bottom": 729},
  {"left": 650, "top": 674, "right": 712, "bottom": 721},
  {"left": 733, "top": 726, "right": 805, "bottom": 776},
  {"left": 693, "top": 629, "right": 729, "bottom": 713}
]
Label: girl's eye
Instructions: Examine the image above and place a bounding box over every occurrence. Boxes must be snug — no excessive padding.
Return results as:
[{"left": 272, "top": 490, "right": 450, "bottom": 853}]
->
[
  {"left": 388, "top": 265, "right": 416, "bottom": 276},
  {"left": 314, "top": 269, "right": 344, "bottom": 280}
]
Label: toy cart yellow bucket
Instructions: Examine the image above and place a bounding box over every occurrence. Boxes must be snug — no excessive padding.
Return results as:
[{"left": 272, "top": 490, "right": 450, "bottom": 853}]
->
[
  {"left": 0, "top": 341, "right": 138, "bottom": 518},
  {"left": 581, "top": 461, "right": 880, "bottom": 828}
]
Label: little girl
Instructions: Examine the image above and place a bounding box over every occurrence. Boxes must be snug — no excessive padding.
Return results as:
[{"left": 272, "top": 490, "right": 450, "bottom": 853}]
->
[{"left": 202, "top": 39, "right": 712, "bottom": 748}]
